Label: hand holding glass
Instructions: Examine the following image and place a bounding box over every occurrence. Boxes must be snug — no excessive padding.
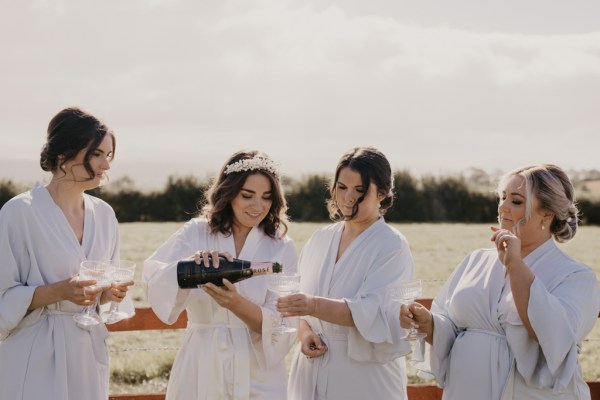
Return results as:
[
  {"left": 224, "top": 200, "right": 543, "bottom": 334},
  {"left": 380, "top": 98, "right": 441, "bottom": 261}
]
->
[
  {"left": 394, "top": 280, "right": 427, "bottom": 341},
  {"left": 101, "top": 260, "right": 136, "bottom": 324},
  {"left": 268, "top": 274, "right": 301, "bottom": 334},
  {"left": 73, "top": 260, "right": 114, "bottom": 327}
]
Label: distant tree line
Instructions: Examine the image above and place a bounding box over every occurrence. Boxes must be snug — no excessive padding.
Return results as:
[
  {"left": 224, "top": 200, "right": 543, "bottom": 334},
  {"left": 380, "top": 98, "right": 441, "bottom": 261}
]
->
[{"left": 1, "top": 172, "right": 600, "bottom": 225}]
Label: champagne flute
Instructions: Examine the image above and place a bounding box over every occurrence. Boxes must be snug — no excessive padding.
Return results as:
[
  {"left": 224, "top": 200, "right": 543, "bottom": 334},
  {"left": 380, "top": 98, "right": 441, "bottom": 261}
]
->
[
  {"left": 268, "top": 273, "right": 301, "bottom": 334},
  {"left": 394, "top": 279, "right": 427, "bottom": 341},
  {"left": 101, "top": 260, "right": 136, "bottom": 324},
  {"left": 73, "top": 260, "right": 114, "bottom": 327}
]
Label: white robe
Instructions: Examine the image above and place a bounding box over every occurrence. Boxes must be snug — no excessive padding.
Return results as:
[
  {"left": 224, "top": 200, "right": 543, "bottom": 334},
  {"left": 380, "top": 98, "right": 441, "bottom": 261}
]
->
[
  {"left": 0, "top": 183, "right": 122, "bottom": 400},
  {"left": 143, "top": 218, "right": 298, "bottom": 400},
  {"left": 287, "top": 218, "right": 414, "bottom": 400},
  {"left": 414, "top": 238, "right": 600, "bottom": 400}
]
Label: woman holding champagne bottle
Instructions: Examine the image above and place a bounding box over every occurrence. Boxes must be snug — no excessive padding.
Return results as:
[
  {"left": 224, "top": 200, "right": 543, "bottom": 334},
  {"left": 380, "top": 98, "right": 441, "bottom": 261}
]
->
[
  {"left": 143, "top": 150, "right": 298, "bottom": 400},
  {"left": 0, "top": 107, "right": 133, "bottom": 400},
  {"left": 401, "top": 164, "right": 600, "bottom": 399},
  {"left": 276, "top": 147, "right": 415, "bottom": 400}
]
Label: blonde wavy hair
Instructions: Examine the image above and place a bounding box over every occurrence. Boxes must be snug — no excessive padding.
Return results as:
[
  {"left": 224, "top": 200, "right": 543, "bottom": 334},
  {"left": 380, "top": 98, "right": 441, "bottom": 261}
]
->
[{"left": 497, "top": 164, "right": 579, "bottom": 243}]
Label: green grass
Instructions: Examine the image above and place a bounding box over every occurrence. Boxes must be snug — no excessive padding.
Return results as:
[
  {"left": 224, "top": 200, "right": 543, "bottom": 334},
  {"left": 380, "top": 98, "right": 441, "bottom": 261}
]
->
[{"left": 109, "top": 222, "right": 600, "bottom": 394}]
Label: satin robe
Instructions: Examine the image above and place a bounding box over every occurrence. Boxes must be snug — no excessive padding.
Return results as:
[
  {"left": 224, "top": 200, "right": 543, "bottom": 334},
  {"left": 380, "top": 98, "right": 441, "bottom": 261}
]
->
[
  {"left": 288, "top": 218, "right": 414, "bottom": 400},
  {"left": 0, "top": 183, "right": 123, "bottom": 400},
  {"left": 143, "top": 218, "right": 298, "bottom": 400},
  {"left": 413, "top": 239, "right": 600, "bottom": 399}
]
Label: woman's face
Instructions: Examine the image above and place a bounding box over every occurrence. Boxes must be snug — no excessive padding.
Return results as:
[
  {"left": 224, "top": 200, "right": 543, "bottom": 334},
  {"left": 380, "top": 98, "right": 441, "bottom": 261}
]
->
[
  {"left": 231, "top": 172, "right": 273, "bottom": 234},
  {"left": 335, "top": 167, "right": 383, "bottom": 222},
  {"left": 60, "top": 134, "right": 113, "bottom": 189},
  {"left": 498, "top": 175, "right": 548, "bottom": 242}
]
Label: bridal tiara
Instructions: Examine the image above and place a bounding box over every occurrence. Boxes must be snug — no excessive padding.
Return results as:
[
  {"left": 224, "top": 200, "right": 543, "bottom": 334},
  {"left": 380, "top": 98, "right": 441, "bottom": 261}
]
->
[{"left": 224, "top": 157, "right": 280, "bottom": 176}]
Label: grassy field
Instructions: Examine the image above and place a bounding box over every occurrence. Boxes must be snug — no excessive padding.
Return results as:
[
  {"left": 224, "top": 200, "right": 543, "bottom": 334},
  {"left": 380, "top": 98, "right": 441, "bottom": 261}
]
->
[{"left": 109, "top": 222, "right": 600, "bottom": 394}]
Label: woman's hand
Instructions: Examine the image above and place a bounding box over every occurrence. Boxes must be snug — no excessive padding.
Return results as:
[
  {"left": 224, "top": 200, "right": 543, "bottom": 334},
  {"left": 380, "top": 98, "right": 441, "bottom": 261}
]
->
[
  {"left": 490, "top": 226, "right": 522, "bottom": 269},
  {"left": 276, "top": 292, "right": 316, "bottom": 317},
  {"left": 62, "top": 276, "right": 104, "bottom": 306},
  {"left": 298, "top": 321, "right": 328, "bottom": 359},
  {"left": 100, "top": 279, "right": 134, "bottom": 305},
  {"left": 202, "top": 279, "right": 242, "bottom": 310},
  {"left": 400, "top": 302, "right": 434, "bottom": 344},
  {"left": 28, "top": 276, "right": 103, "bottom": 311},
  {"left": 193, "top": 250, "right": 234, "bottom": 268}
]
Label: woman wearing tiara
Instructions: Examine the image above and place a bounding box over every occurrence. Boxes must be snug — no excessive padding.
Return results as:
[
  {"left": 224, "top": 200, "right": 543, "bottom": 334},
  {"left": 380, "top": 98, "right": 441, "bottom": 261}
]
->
[{"left": 143, "top": 150, "right": 298, "bottom": 400}]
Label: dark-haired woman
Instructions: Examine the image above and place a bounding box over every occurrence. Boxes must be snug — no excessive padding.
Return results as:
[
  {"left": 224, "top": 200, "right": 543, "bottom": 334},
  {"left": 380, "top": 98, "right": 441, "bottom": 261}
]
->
[
  {"left": 278, "top": 147, "right": 414, "bottom": 400},
  {"left": 143, "top": 150, "right": 298, "bottom": 400},
  {"left": 402, "top": 164, "right": 600, "bottom": 399},
  {"left": 0, "top": 107, "right": 132, "bottom": 400}
]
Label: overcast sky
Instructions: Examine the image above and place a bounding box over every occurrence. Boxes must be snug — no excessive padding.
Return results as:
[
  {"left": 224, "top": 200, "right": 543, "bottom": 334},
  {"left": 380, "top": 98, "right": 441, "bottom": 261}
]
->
[{"left": 1, "top": 0, "right": 599, "bottom": 189}]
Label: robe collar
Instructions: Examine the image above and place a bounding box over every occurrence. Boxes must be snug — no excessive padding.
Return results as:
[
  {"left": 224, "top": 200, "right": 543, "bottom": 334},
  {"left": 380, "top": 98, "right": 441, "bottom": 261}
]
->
[{"left": 32, "top": 182, "right": 91, "bottom": 260}]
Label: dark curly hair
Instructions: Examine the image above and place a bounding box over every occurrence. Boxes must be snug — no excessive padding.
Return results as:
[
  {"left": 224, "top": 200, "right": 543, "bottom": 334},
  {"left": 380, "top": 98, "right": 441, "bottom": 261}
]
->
[
  {"left": 326, "top": 146, "right": 394, "bottom": 221},
  {"left": 201, "top": 150, "right": 289, "bottom": 238},
  {"left": 39, "top": 107, "right": 115, "bottom": 181}
]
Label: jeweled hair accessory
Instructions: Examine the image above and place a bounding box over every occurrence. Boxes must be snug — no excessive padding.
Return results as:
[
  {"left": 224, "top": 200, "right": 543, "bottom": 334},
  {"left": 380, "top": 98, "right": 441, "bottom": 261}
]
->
[{"left": 224, "top": 157, "right": 280, "bottom": 176}]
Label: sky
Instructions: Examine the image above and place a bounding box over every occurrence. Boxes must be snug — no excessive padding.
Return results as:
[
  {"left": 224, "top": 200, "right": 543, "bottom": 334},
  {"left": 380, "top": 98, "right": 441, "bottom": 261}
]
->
[{"left": 1, "top": 0, "right": 599, "bottom": 190}]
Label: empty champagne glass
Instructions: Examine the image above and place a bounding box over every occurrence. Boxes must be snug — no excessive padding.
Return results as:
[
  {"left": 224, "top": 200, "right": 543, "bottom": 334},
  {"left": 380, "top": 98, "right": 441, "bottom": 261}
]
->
[
  {"left": 394, "top": 279, "right": 427, "bottom": 341},
  {"left": 73, "top": 260, "right": 114, "bottom": 327},
  {"left": 268, "top": 274, "right": 301, "bottom": 334},
  {"left": 101, "top": 260, "right": 136, "bottom": 324}
]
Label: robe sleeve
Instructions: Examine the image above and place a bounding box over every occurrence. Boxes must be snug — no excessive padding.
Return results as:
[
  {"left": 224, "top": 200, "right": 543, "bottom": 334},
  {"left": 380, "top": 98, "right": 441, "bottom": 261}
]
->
[
  {"left": 143, "top": 220, "right": 198, "bottom": 324},
  {"left": 0, "top": 201, "right": 37, "bottom": 341},
  {"left": 345, "top": 238, "right": 415, "bottom": 363},
  {"left": 411, "top": 254, "right": 466, "bottom": 386},
  {"left": 506, "top": 268, "right": 599, "bottom": 392},
  {"left": 250, "top": 239, "right": 299, "bottom": 369}
]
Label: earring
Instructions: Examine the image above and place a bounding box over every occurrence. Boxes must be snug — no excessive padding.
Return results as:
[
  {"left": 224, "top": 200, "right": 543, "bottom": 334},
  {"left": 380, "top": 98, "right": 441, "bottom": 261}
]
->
[{"left": 541, "top": 225, "right": 545, "bottom": 230}]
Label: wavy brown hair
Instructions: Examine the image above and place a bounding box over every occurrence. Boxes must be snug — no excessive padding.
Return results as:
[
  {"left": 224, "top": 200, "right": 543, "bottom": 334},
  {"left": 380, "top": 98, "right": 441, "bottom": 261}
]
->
[
  {"left": 326, "top": 146, "right": 394, "bottom": 221},
  {"left": 201, "top": 150, "right": 289, "bottom": 238}
]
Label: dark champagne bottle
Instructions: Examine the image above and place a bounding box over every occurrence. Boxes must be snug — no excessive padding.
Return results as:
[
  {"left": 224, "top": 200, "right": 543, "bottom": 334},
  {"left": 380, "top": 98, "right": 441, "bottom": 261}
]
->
[{"left": 177, "top": 256, "right": 283, "bottom": 288}]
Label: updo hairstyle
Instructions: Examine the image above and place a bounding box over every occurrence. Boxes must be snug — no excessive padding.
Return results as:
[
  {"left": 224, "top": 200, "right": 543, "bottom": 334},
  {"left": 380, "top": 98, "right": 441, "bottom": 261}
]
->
[
  {"left": 498, "top": 164, "right": 579, "bottom": 243},
  {"left": 40, "top": 107, "right": 115, "bottom": 180}
]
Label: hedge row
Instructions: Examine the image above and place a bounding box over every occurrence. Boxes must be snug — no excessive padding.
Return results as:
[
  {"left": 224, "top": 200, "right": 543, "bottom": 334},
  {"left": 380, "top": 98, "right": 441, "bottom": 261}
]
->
[{"left": 1, "top": 173, "right": 599, "bottom": 225}]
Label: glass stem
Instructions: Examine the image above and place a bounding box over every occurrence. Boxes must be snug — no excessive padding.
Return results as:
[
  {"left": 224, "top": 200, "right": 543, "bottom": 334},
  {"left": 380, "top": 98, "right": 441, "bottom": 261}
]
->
[{"left": 108, "top": 301, "right": 119, "bottom": 313}]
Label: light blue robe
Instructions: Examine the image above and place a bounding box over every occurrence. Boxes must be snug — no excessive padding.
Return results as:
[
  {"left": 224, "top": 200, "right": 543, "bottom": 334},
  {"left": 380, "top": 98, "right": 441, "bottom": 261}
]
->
[
  {"left": 0, "top": 183, "right": 122, "bottom": 400},
  {"left": 414, "top": 238, "right": 599, "bottom": 399},
  {"left": 288, "top": 218, "right": 414, "bottom": 400}
]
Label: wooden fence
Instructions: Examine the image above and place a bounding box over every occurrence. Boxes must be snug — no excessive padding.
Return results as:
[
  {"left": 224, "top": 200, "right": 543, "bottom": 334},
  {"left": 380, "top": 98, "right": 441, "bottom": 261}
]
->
[{"left": 107, "top": 299, "right": 600, "bottom": 400}]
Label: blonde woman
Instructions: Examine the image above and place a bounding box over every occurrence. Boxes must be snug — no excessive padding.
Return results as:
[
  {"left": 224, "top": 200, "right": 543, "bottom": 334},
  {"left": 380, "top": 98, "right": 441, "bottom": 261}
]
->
[{"left": 403, "top": 164, "right": 599, "bottom": 399}]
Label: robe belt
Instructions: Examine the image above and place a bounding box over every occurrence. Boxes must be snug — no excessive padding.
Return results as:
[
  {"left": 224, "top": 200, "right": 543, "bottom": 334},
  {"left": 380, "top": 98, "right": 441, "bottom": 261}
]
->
[
  {"left": 187, "top": 321, "right": 247, "bottom": 330},
  {"left": 45, "top": 301, "right": 84, "bottom": 314},
  {"left": 463, "top": 327, "right": 514, "bottom": 400},
  {"left": 463, "top": 328, "right": 506, "bottom": 339},
  {"left": 321, "top": 332, "right": 347, "bottom": 342},
  {"left": 43, "top": 309, "right": 79, "bottom": 316}
]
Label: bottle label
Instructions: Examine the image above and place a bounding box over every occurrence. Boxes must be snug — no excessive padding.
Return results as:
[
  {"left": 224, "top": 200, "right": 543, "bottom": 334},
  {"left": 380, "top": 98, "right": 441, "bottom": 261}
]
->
[{"left": 249, "top": 262, "right": 276, "bottom": 275}]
